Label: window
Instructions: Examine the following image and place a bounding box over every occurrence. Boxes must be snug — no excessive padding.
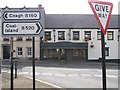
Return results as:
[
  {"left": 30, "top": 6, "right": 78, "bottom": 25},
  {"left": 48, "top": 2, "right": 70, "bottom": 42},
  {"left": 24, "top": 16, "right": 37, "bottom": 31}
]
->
[
  {"left": 97, "top": 31, "right": 101, "bottom": 40},
  {"left": 45, "top": 31, "right": 51, "bottom": 40},
  {"left": 17, "top": 47, "right": 22, "bottom": 56},
  {"left": 16, "top": 37, "right": 23, "bottom": 41},
  {"left": 27, "top": 47, "right": 32, "bottom": 57},
  {"left": 84, "top": 31, "right": 91, "bottom": 40},
  {"left": 107, "top": 31, "right": 114, "bottom": 40},
  {"left": 73, "top": 31, "right": 79, "bottom": 40},
  {"left": 3, "top": 37, "right": 9, "bottom": 41},
  {"left": 58, "top": 31, "right": 65, "bottom": 40},
  {"left": 26, "top": 37, "right": 32, "bottom": 41},
  {"left": 72, "top": 49, "right": 86, "bottom": 60},
  {"left": 105, "top": 47, "right": 109, "bottom": 56}
]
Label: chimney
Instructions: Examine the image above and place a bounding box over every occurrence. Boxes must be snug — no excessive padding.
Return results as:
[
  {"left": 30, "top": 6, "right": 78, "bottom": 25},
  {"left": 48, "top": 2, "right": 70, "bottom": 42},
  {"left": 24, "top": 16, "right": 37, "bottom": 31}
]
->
[{"left": 38, "top": 4, "right": 43, "bottom": 8}]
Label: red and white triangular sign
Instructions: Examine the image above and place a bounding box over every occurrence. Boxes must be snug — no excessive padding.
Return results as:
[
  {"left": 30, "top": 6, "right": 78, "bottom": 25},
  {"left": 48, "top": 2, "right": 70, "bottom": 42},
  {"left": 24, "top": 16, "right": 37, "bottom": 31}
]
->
[{"left": 88, "top": 0, "right": 113, "bottom": 35}]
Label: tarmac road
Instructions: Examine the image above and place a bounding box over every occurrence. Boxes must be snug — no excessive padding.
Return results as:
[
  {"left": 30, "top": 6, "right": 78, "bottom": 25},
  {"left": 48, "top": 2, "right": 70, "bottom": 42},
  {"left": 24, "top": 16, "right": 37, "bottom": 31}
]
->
[
  {"left": 20, "top": 66, "right": 118, "bottom": 88},
  {"left": 1, "top": 59, "right": 118, "bottom": 89}
]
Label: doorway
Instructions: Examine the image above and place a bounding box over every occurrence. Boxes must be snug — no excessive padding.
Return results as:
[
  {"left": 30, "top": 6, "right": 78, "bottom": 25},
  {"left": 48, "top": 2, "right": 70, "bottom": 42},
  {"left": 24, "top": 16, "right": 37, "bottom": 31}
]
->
[{"left": 3, "top": 45, "right": 10, "bottom": 59}]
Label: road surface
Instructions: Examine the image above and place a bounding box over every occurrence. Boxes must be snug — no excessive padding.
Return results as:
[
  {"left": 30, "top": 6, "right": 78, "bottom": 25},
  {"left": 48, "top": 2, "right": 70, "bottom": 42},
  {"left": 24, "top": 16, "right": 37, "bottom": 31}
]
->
[{"left": 1, "top": 60, "right": 118, "bottom": 89}]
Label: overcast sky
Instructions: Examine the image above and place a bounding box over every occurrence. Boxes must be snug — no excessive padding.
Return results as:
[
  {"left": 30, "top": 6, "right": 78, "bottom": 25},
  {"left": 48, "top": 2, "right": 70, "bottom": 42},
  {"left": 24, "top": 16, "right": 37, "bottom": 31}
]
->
[{"left": 0, "top": 0, "right": 119, "bottom": 14}]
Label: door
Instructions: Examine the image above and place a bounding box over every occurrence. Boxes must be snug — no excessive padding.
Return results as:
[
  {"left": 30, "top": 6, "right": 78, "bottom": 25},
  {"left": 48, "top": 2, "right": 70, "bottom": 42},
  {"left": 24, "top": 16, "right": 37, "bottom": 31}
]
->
[
  {"left": 3, "top": 45, "right": 10, "bottom": 59},
  {"left": 60, "top": 49, "right": 66, "bottom": 60}
]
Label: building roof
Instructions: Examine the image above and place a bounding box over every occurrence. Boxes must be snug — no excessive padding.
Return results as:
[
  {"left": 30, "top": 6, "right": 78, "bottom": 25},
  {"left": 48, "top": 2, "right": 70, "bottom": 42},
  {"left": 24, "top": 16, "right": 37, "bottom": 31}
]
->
[{"left": 45, "top": 14, "right": 119, "bottom": 29}]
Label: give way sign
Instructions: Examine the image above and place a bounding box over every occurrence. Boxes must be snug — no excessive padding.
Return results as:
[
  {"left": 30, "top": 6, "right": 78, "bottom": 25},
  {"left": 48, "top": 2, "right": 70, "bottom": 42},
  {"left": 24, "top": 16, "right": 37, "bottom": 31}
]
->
[{"left": 88, "top": 0, "right": 113, "bottom": 35}]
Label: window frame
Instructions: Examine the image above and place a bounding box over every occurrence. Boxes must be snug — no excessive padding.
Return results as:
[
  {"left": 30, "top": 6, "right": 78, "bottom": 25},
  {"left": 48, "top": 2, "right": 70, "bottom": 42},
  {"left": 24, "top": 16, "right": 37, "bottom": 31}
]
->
[
  {"left": 45, "top": 31, "right": 51, "bottom": 40},
  {"left": 58, "top": 31, "right": 65, "bottom": 40},
  {"left": 73, "top": 31, "right": 80, "bottom": 40},
  {"left": 107, "top": 31, "right": 114, "bottom": 40},
  {"left": 26, "top": 47, "right": 32, "bottom": 57},
  {"left": 3, "top": 37, "right": 9, "bottom": 41},
  {"left": 16, "top": 37, "right": 23, "bottom": 41},
  {"left": 97, "top": 31, "right": 101, "bottom": 40},
  {"left": 26, "top": 37, "right": 32, "bottom": 41},
  {"left": 17, "top": 47, "right": 23, "bottom": 57},
  {"left": 84, "top": 31, "right": 91, "bottom": 40}
]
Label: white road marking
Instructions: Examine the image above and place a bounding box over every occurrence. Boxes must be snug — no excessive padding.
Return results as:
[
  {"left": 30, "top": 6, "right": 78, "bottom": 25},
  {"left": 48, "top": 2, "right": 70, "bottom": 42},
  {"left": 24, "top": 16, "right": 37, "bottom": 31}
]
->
[
  {"left": 54, "top": 73, "right": 66, "bottom": 77},
  {"left": 106, "top": 75, "right": 118, "bottom": 78},
  {"left": 41, "top": 73, "right": 53, "bottom": 76},
  {"left": 67, "top": 74, "right": 79, "bottom": 77},
  {"left": 80, "top": 74, "right": 92, "bottom": 77},
  {"left": 18, "top": 72, "right": 29, "bottom": 75},
  {"left": 26, "top": 76, "right": 63, "bottom": 89}
]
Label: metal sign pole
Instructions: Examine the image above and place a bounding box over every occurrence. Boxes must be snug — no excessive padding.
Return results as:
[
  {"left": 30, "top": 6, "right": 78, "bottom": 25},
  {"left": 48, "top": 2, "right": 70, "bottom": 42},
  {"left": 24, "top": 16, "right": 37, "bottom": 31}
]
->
[
  {"left": 40, "top": 37, "right": 43, "bottom": 60},
  {"left": 15, "top": 59, "right": 17, "bottom": 78},
  {"left": 10, "top": 37, "right": 14, "bottom": 90},
  {"left": 101, "top": 32, "right": 106, "bottom": 90},
  {"left": 32, "top": 37, "right": 35, "bottom": 90}
]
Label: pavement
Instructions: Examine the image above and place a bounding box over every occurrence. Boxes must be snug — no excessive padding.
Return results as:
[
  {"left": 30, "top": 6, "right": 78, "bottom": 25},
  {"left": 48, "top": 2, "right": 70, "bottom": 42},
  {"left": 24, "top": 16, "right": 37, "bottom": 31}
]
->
[{"left": 1, "top": 72, "right": 64, "bottom": 90}]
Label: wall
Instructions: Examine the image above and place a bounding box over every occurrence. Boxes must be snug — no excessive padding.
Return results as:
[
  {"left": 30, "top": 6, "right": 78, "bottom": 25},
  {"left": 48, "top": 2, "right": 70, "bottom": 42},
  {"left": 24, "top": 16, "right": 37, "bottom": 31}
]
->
[
  {"left": 0, "top": 37, "right": 40, "bottom": 60},
  {"left": 13, "top": 37, "right": 40, "bottom": 60},
  {"left": 105, "top": 30, "right": 118, "bottom": 59},
  {"left": 44, "top": 29, "right": 119, "bottom": 60}
]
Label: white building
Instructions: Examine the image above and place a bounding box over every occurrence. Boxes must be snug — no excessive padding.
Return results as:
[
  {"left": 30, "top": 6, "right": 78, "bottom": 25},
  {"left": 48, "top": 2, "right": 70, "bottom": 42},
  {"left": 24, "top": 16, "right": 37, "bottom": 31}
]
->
[
  {"left": 0, "top": 14, "right": 119, "bottom": 61},
  {"left": 42, "top": 14, "right": 119, "bottom": 61}
]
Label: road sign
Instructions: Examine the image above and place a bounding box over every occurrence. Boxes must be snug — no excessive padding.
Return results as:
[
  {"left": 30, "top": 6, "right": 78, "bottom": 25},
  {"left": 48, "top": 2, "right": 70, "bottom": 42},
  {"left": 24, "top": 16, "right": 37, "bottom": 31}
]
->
[
  {"left": 1, "top": 8, "right": 45, "bottom": 37},
  {"left": 89, "top": 1, "right": 113, "bottom": 90},
  {"left": 88, "top": 0, "right": 113, "bottom": 35},
  {"left": 3, "top": 11, "right": 40, "bottom": 20},
  {"left": 2, "top": 22, "right": 42, "bottom": 35}
]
